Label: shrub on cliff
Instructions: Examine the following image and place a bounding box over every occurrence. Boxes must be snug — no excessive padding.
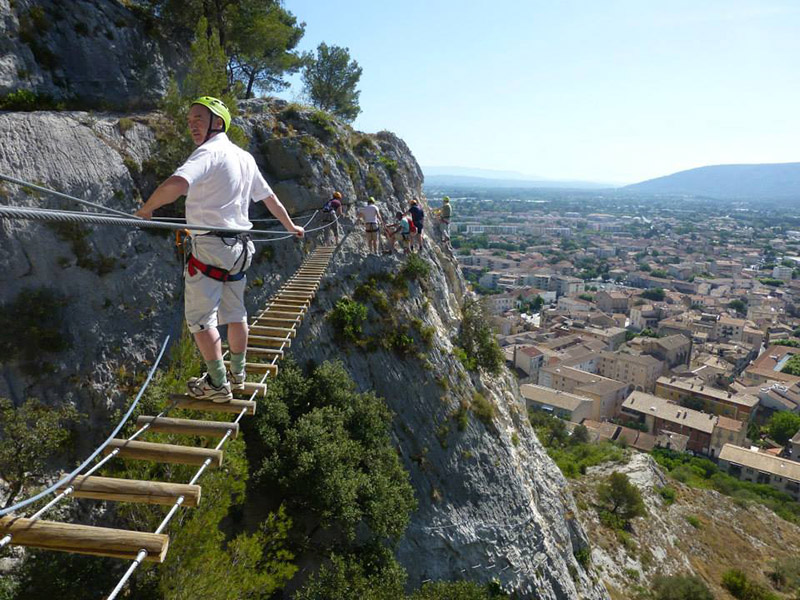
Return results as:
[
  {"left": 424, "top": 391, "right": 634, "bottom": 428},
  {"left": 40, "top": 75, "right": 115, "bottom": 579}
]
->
[
  {"left": 455, "top": 298, "right": 503, "bottom": 374},
  {"left": 652, "top": 574, "right": 713, "bottom": 600}
]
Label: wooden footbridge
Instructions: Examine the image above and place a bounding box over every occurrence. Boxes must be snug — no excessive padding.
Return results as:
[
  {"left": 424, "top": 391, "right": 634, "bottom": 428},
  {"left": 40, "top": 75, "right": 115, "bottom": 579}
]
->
[{"left": 0, "top": 245, "right": 335, "bottom": 593}]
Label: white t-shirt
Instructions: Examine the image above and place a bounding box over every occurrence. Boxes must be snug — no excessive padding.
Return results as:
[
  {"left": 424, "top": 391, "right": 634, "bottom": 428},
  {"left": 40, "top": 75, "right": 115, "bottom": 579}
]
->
[
  {"left": 173, "top": 133, "right": 273, "bottom": 231},
  {"left": 359, "top": 204, "right": 380, "bottom": 224}
]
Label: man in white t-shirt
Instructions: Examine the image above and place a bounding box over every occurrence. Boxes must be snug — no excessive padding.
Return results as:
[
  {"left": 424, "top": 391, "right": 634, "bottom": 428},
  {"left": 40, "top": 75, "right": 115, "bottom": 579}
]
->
[
  {"left": 357, "top": 196, "right": 382, "bottom": 255},
  {"left": 135, "top": 96, "right": 304, "bottom": 402}
]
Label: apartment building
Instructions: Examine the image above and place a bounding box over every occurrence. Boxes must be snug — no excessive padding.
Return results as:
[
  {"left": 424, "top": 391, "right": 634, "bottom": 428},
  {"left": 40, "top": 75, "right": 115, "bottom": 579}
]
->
[
  {"left": 597, "top": 351, "right": 664, "bottom": 392},
  {"left": 520, "top": 384, "right": 594, "bottom": 423},
  {"left": 595, "top": 290, "right": 630, "bottom": 314},
  {"left": 654, "top": 376, "right": 758, "bottom": 421},
  {"left": 538, "top": 365, "right": 630, "bottom": 420},
  {"left": 621, "top": 391, "right": 717, "bottom": 455}
]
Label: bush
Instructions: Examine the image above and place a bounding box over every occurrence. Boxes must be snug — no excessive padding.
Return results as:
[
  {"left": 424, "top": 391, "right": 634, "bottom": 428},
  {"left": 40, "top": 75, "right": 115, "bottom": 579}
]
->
[
  {"left": 0, "top": 89, "right": 60, "bottom": 111},
  {"left": 378, "top": 155, "right": 398, "bottom": 175},
  {"left": 596, "top": 472, "right": 646, "bottom": 528},
  {"left": 658, "top": 486, "right": 677, "bottom": 505},
  {"left": 455, "top": 298, "right": 504, "bottom": 374},
  {"left": 366, "top": 169, "right": 383, "bottom": 196},
  {"left": 329, "top": 297, "right": 368, "bottom": 343},
  {"left": 722, "top": 569, "right": 779, "bottom": 600},
  {"left": 471, "top": 392, "right": 495, "bottom": 427},
  {"left": 402, "top": 254, "right": 430, "bottom": 281}
]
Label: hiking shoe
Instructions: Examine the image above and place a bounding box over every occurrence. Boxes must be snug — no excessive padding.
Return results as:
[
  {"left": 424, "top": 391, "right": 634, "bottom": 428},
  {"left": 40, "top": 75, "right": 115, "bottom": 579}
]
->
[
  {"left": 187, "top": 373, "right": 232, "bottom": 403},
  {"left": 228, "top": 369, "right": 246, "bottom": 391}
]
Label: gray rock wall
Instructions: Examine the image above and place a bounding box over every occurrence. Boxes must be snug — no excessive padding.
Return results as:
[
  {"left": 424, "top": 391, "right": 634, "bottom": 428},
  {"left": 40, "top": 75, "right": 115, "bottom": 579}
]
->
[
  {"left": 0, "top": 0, "right": 174, "bottom": 108},
  {"left": 0, "top": 103, "right": 608, "bottom": 599}
]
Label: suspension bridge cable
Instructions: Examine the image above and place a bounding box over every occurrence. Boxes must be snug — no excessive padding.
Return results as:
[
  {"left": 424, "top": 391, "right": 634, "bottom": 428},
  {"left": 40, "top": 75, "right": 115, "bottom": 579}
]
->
[{"left": 0, "top": 173, "right": 139, "bottom": 219}]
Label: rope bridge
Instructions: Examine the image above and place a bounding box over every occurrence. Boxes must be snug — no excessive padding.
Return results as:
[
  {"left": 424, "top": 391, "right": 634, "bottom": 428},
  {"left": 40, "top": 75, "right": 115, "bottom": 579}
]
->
[{"left": 0, "top": 173, "right": 339, "bottom": 598}]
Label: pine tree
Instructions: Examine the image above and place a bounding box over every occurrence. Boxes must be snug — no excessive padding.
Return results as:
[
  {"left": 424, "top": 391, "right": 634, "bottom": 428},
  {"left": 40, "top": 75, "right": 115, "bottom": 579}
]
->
[{"left": 302, "top": 42, "right": 363, "bottom": 121}]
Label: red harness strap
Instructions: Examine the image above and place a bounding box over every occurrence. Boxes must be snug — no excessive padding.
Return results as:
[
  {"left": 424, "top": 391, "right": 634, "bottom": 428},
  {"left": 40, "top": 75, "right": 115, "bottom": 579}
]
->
[{"left": 186, "top": 253, "right": 245, "bottom": 282}]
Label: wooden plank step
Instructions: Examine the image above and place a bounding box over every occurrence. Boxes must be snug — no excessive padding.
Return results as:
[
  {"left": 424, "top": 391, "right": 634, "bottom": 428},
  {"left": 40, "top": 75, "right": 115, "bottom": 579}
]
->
[
  {"left": 251, "top": 317, "right": 301, "bottom": 327},
  {"left": 250, "top": 325, "right": 296, "bottom": 338},
  {"left": 58, "top": 475, "right": 202, "bottom": 508},
  {"left": 256, "top": 313, "right": 302, "bottom": 323},
  {"left": 271, "top": 297, "right": 310, "bottom": 305},
  {"left": 266, "top": 302, "right": 306, "bottom": 312},
  {"left": 171, "top": 394, "right": 256, "bottom": 415},
  {"left": 228, "top": 361, "right": 276, "bottom": 374},
  {"left": 0, "top": 517, "right": 170, "bottom": 562},
  {"left": 224, "top": 360, "right": 278, "bottom": 375},
  {"left": 275, "top": 291, "right": 315, "bottom": 299},
  {"left": 246, "top": 347, "right": 284, "bottom": 358},
  {"left": 281, "top": 286, "right": 317, "bottom": 292},
  {"left": 232, "top": 381, "right": 267, "bottom": 398},
  {"left": 103, "top": 440, "right": 223, "bottom": 468},
  {"left": 258, "top": 309, "right": 303, "bottom": 317},
  {"left": 136, "top": 415, "right": 239, "bottom": 439},
  {"left": 248, "top": 334, "right": 291, "bottom": 348}
]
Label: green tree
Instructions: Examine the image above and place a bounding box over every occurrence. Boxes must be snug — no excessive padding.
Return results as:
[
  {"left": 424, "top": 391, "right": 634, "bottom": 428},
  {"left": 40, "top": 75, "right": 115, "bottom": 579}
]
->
[
  {"left": 0, "top": 398, "right": 81, "bottom": 508},
  {"left": 597, "top": 472, "right": 646, "bottom": 526},
  {"left": 228, "top": 3, "right": 305, "bottom": 98},
  {"left": 652, "top": 574, "right": 713, "bottom": 600},
  {"left": 255, "top": 360, "right": 416, "bottom": 542},
  {"left": 455, "top": 298, "right": 504, "bottom": 374},
  {"left": 767, "top": 412, "right": 800, "bottom": 445},
  {"left": 728, "top": 299, "right": 747, "bottom": 313},
  {"left": 302, "top": 42, "right": 363, "bottom": 121},
  {"left": 640, "top": 288, "right": 666, "bottom": 302}
]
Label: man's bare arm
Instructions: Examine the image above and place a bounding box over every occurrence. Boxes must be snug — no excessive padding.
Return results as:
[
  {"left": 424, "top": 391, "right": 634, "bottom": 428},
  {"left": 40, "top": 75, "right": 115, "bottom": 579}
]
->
[
  {"left": 263, "top": 193, "right": 304, "bottom": 237},
  {"left": 135, "top": 176, "right": 189, "bottom": 219}
]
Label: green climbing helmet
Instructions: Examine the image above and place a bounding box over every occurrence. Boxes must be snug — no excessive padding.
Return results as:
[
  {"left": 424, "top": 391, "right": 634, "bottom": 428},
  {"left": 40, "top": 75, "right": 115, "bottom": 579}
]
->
[{"left": 192, "top": 96, "right": 231, "bottom": 132}]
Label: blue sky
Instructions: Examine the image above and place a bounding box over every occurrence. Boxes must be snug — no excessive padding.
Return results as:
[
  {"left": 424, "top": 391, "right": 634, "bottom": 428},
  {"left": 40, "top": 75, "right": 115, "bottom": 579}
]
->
[{"left": 281, "top": 1, "right": 800, "bottom": 184}]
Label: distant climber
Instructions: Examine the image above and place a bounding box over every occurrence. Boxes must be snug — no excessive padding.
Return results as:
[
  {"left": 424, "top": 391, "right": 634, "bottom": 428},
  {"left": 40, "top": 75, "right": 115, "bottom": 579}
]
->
[
  {"left": 134, "top": 96, "right": 304, "bottom": 403},
  {"left": 384, "top": 211, "right": 411, "bottom": 254},
  {"left": 436, "top": 196, "right": 452, "bottom": 246},
  {"left": 357, "top": 196, "right": 383, "bottom": 255},
  {"left": 322, "top": 191, "right": 343, "bottom": 244},
  {"left": 409, "top": 199, "right": 424, "bottom": 252}
]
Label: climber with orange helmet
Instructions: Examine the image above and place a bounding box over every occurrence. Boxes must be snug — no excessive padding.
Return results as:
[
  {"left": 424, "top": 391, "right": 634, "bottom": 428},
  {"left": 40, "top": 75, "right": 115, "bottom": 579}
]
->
[{"left": 135, "top": 96, "right": 304, "bottom": 403}]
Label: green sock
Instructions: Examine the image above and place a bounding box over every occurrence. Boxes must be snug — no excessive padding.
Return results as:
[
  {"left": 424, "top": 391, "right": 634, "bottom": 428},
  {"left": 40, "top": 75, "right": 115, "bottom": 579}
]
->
[
  {"left": 206, "top": 359, "right": 227, "bottom": 387},
  {"left": 230, "top": 351, "right": 246, "bottom": 375}
]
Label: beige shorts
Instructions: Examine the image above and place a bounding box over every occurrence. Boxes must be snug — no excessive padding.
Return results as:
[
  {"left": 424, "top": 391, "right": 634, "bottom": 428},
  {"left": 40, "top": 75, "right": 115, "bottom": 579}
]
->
[{"left": 185, "top": 235, "right": 255, "bottom": 333}]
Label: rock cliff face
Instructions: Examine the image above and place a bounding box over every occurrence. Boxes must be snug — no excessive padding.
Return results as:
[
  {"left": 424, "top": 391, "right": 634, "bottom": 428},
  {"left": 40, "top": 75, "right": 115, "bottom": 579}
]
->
[
  {"left": 0, "top": 101, "right": 608, "bottom": 598},
  {"left": 0, "top": 0, "right": 174, "bottom": 107}
]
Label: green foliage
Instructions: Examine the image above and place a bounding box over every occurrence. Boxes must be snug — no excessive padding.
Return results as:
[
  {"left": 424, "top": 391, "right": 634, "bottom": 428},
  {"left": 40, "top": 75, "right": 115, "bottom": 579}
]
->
[
  {"left": 302, "top": 42, "right": 363, "bottom": 121},
  {"left": 329, "top": 297, "right": 368, "bottom": 343},
  {"left": 0, "top": 287, "right": 70, "bottom": 375},
  {"left": 780, "top": 354, "right": 800, "bottom": 377},
  {"left": 228, "top": 3, "right": 305, "bottom": 98},
  {"left": 722, "top": 569, "right": 779, "bottom": 600},
  {"left": 773, "top": 338, "right": 800, "bottom": 347},
  {"left": 402, "top": 254, "right": 431, "bottom": 281},
  {"left": 685, "top": 514, "right": 701, "bottom": 529},
  {"left": 596, "top": 472, "right": 646, "bottom": 528},
  {"left": 47, "top": 221, "right": 117, "bottom": 275},
  {"left": 0, "top": 398, "right": 81, "bottom": 508},
  {"left": 758, "top": 277, "right": 784, "bottom": 287},
  {"left": 652, "top": 574, "right": 713, "bottom": 600},
  {"left": 578, "top": 293, "right": 594, "bottom": 301},
  {"left": 455, "top": 298, "right": 504, "bottom": 374},
  {"left": 117, "top": 117, "right": 134, "bottom": 133},
  {"left": 650, "top": 268, "right": 668, "bottom": 279},
  {"left": 366, "top": 169, "right": 383, "bottom": 196},
  {"left": 529, "top": 411, "right": 625, "bottom": 477},
  {"left": 766, "top": 411, "right": 800, "bottom": 444},
  {"left": 378, "top": 155, "right": 398, "bottom": 175},
  {"left": 640, "top": 287, "right": 666, "bottom": 301},
  {"left": 658, "top": 485, "right": 677, "bottom": 505},
  {"left": 728, "top": 299, "right": 747, "bottom": 313},
  {"left": 0, "top": 89, "right": 61, "bottom": 111},
  {"left": 254, "top": 360, "right": 416, "bottom": 542},
  {"left": 409, "top": 581, "right": 509, "bottom": 599},
  {"left": 471, "top": 392, "right": 495, "bottom": 427},
  {"left": 310, "top": 109, "right": 337, "bottom": 137}
]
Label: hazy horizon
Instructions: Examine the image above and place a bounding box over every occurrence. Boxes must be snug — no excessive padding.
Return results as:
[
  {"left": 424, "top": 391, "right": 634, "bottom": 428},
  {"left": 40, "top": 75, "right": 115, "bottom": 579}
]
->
[{"left": 282, "top": 1, "right": 800, "bottom": 183}]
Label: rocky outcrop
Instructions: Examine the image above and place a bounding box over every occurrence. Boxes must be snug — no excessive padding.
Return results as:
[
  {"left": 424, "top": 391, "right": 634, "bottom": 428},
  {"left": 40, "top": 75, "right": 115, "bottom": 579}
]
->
[
  {"left": 0, "top": 0, "right": 174, "bottom": 108},
  {"left": 0, "top": 100, "right": 607, "bottom": 598}
]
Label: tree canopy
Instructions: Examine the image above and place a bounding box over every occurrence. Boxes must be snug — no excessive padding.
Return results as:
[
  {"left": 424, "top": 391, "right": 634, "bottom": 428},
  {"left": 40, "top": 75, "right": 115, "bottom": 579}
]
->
[
  {"left": 767, "top": 411, "right": 800, "bottom": 445},
  {"left": 597, "top": 471, "right": 646, "bottom": 527},
  {"left": 302, "top": 42, "right": 363, "bottom": 121}
]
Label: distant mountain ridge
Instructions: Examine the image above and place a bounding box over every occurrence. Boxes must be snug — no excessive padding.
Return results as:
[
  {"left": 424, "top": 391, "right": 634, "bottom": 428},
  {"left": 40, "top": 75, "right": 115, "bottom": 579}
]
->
[
  {"left": 625, "top": 162, "right": 800, "bottom": 199},
  {"left": 423, "top": 166, "right": 611, "bottom": 189}
]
